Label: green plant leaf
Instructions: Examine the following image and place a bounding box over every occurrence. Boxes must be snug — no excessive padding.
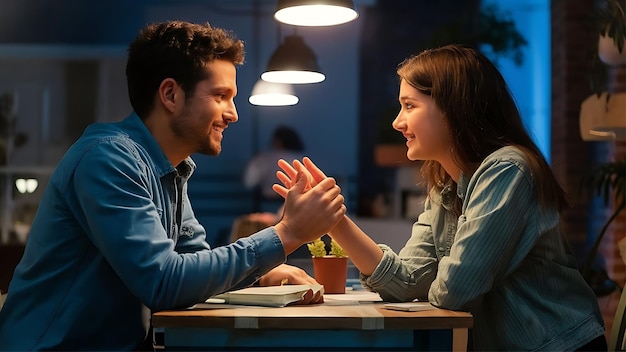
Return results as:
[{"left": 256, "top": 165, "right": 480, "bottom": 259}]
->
[
  {"left": 307, "top": 237, "right": 348, "bottom": 258},
  {"left": 307, "top": 238, "right": 327, "bottom": 258},
  {"left": 329, "top": 240, "right": 347, "bottom": 258}
]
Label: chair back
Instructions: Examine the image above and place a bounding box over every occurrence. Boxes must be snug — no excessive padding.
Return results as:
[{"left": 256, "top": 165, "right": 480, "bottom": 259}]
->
[
  {"left": 230, "top": 213, "right": 278, "bottom": 243},
  {"left": 610, "top": 288, "right": 626, "bottom": 351}
]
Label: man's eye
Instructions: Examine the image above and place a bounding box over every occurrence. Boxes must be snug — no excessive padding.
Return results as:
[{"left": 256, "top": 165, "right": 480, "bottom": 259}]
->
[{"left": 405, "top": 103, "right": 414, "bottom": 109}]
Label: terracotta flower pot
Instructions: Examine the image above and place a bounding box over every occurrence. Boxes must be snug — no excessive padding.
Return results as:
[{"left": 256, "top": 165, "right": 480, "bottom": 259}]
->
[{"left": 312, "top": 256, "right": 348, "bottom": 294}]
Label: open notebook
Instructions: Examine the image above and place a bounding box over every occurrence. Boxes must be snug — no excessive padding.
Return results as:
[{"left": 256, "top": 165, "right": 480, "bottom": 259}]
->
[{"left": 200, "top": 284, "right": 324, "bottom": 308}]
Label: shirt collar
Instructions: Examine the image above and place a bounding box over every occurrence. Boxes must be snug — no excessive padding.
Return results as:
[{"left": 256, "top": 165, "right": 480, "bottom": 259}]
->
[
  {"left": 118, "top": 113, "right": 196, "bottom": 178},
  {"left": 437, "top": 172, "right": 468, "bottom": 211}
]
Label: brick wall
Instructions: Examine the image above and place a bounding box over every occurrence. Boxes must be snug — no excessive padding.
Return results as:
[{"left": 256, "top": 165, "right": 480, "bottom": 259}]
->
[{"left": 551, "top": 0, "right": 595, "bottom": 258}]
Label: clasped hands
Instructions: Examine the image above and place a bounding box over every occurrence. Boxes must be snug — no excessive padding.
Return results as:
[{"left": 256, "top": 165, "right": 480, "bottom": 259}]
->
[
  {"left": 272, "top": 157, "right": 346, "bottom": 255},
  {"left": 272, "top": 157, "right": 346, "bottom": 243},
  {"left": 272, "top": 157, "right": 331, "bottom": 200},
  {"left": 265, "top": 157, "right": 346, "bottom": 305}
]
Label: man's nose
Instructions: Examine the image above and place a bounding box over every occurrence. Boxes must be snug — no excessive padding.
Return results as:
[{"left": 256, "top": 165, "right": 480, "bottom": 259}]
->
[{"left": 225, "top": 103, "right": 238, "bottom": 123}]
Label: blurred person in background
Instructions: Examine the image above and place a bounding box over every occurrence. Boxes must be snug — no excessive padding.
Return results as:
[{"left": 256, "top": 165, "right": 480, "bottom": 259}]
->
[{"left": 244, "top": 125, "right": 305, "bottom": 212}]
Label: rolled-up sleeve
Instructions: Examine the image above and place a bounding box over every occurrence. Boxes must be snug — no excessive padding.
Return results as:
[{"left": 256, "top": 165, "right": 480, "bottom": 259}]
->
[{"left": 360, "top": 198, "right": 439, "bottom": 302}]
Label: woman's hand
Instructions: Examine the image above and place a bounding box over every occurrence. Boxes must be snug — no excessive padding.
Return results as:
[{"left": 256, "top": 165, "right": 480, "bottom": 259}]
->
[
  {"left": 259, "top": 264, "right": 323, "bottom": 304},
  {"left": 273, "top": 157, "right": 328, "bottom": 198}
]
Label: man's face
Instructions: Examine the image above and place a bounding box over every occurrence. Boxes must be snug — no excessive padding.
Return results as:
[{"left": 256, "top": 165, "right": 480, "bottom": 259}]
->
[{"left": 171, "top": 59, "right": 238, "bottom": 156}]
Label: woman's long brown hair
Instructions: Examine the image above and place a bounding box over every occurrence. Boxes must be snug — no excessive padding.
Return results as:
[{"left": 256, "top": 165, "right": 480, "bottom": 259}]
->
[{"left": 396, "top": 44, "right": 568, "bottom": 211}]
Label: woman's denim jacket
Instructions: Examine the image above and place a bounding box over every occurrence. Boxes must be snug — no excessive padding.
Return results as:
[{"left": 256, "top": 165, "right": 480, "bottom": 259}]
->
[{"left": 361, "top": 146, "right": 605, "bottom": 351}]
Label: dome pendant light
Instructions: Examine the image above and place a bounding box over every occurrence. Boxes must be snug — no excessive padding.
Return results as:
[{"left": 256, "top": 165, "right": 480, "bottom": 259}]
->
[
  {"left": 249, "top": 80, "right": 299, "bottom": 106},
  {"left": 274, "top": 0, "right": 358, "bottom": 27},
  {"left": 261, "top": 34, "right": 325, "bottom": 84}
]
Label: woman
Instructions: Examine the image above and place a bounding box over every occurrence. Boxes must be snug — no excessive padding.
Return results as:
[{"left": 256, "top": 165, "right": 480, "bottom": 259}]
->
[{"left": 274, "top": 44, "right": 606, "bottom": 351}]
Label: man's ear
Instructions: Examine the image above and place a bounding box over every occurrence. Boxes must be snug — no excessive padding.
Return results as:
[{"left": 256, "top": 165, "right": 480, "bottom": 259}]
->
[{"left": 158, "top": 78, "right": 178, "bottom": 113}]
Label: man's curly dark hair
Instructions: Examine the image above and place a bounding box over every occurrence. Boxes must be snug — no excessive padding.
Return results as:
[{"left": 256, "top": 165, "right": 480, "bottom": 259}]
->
[{"left": 126, "top": 21, "right": 245, "bottom": 118}]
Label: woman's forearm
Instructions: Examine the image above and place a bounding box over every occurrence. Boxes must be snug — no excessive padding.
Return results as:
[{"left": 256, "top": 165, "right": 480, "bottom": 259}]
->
[{"left": 328, "top": 215, "right": 384, "bottom": 276}]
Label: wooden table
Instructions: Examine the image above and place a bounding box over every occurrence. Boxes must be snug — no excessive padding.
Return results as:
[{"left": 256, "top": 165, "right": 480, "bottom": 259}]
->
[{"left": 152, "top": 294, "right": 473, "bottom": 351}]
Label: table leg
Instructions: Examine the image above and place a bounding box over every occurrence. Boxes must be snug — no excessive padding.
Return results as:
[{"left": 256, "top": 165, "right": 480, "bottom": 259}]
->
[{"left": 452, "top": 328, "right": 468, "bottom": 352}]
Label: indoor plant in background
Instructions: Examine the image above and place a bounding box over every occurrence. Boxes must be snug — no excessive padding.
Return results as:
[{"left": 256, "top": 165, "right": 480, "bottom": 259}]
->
[
  {"left": 0, "top": 92, "right": 28, "bottom": 166},
  {"left": 579, "top": 0, "right": 626, "bottom": 296},
  {"left": 420, "top": 3, "right": 528, "bottom": 66},
  {"left": 581, "top": 160, "right": 626, "bottom": 295},
  {"left": 307, "top": 236, "right": 348, "bottom": 294}
]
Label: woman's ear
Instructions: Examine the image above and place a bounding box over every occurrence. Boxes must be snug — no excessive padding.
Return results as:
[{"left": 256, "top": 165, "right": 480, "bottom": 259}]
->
[{"left": 158, "top": 78, "right": 178, "bottom": 113}]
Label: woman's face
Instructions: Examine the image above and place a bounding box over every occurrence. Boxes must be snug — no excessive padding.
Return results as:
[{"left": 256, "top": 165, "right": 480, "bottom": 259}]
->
[{"left": 392, "top": 79, "right": 451, "bottom": 163}]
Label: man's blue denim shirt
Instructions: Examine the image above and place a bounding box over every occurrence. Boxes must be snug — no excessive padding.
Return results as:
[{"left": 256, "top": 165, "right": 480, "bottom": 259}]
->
[{"left": 0, "top": 113, "right": 286, "bottom": 350}]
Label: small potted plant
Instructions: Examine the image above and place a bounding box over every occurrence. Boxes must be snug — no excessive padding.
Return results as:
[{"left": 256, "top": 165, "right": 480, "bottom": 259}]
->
[{"left": 307, "top": 237, "right": 348, "bottom": 294}]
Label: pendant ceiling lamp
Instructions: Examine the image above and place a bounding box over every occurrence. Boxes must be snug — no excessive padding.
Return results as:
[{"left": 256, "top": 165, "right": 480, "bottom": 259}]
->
[
  {"left": 274, "top": 0, "right": 358, "bottom": 26},
  {"left": 249, "top": 80, "right": 299, "bottom": 106},
  {"left": 261, "top": 34, "right": 325, "bottom": 84}
]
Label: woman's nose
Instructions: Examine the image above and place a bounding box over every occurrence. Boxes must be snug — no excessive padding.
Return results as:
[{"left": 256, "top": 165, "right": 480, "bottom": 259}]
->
[{"left": 392, "top": 111, "right": 404, "bottom": 131}]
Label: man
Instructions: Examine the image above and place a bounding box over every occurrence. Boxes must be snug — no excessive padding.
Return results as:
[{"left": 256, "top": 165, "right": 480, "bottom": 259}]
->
[{"left": 0, "top": 21, "right": 345, "bottom": 350}]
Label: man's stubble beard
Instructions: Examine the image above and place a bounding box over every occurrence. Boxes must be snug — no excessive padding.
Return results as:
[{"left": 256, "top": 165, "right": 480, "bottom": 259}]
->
[{"left": 171, "top": 108, "right": 221, "bottom": 157}]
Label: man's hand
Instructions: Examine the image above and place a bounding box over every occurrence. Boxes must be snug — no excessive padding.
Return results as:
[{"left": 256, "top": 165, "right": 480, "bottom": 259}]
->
[
  {"left": 259, "top": 264, "right": 319, "bottom": 286},
  {"left": 259, "top": 264, "right": 323, "bottom": 304}
]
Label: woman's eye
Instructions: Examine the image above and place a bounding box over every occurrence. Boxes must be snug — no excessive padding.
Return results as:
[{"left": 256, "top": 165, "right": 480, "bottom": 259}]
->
[{"left": 405, "top": 103, "right": 414, "bottom": 109}]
